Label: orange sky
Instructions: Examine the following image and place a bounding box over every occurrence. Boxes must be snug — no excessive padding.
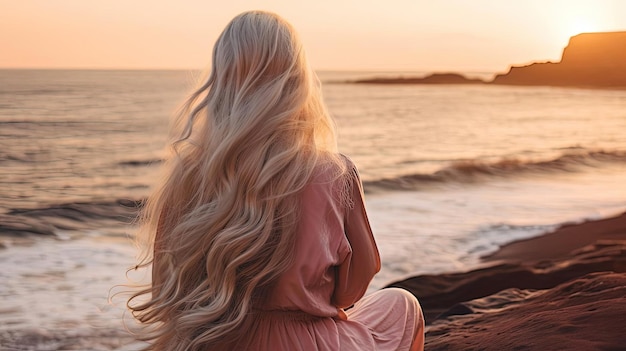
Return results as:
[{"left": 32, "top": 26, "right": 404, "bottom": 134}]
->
[{"left": 1, "top": 0, "right": 625, "bottom": 72}]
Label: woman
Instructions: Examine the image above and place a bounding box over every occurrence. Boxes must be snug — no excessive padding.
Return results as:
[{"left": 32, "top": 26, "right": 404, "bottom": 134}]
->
[{"left": 128, "top": 10, "right": 424, "bottom": 351}]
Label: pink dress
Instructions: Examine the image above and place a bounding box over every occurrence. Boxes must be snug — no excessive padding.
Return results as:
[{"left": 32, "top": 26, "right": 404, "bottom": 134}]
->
[{"left": 241, "top": 158, "right": 425, "bottom": 351}]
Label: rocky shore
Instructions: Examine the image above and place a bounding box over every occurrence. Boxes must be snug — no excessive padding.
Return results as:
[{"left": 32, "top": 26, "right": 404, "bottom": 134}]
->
[{"left": 389, "top": 212, "right": 626, "bottom": 351}]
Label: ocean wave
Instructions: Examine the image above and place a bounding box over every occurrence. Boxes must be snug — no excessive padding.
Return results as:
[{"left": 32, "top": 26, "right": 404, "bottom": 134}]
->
[
  {"left": 0, "top": 151, "right": 50, "bottom": 163},
  {"left": 5, "top": 88, "right": 77, "bottom": 95},
  {"left": 8, "top": 199, "right": 141, "bottom": 221},
  {"left": 0, "top": 120, "right": 83, "bottom": 125},
  {"left": 466, "top": 222, "right": 559, "bottom": 256},
  {"left": 118, "top": 158, "right": 162, "bottom": 167},
  {"left": 1, "top": 199, "right": 141, "bottom": 237},
  {"left": 363, "top": 149, "right": 626, "bottom": 192},
  {"left": 0, "top": 214, "right": 57, "bottom": 236}
]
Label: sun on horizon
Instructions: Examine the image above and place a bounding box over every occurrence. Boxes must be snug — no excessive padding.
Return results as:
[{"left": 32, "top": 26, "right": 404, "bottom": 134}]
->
[{"left": 549, "top": 0, "right": 624, "bottom": 45}]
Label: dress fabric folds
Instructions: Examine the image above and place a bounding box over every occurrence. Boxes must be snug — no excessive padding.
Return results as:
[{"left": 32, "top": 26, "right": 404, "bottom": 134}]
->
[{"left": 239, "top": 157, "right": 424, "bottom": 351}]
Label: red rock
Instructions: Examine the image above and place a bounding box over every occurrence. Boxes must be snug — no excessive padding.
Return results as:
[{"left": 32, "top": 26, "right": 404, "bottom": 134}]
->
[{"left": 425, "top": 272, "right": 626, "bottom": 351}]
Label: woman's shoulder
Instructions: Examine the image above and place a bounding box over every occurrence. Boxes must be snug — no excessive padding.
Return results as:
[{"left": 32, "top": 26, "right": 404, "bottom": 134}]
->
[
  {"left": 310, "top": 153, "right": 355, "bottom": 183},
  {"left": 304, "top": 154, "right": 358, "bottom": 208},
  {"left": 338, "top": 153, "right": 357, "bottom": 170}
]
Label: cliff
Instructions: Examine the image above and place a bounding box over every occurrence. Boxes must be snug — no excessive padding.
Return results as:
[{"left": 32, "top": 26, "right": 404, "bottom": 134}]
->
[{"left": 493, "top": 31, "right": 626, "bottom": 88}]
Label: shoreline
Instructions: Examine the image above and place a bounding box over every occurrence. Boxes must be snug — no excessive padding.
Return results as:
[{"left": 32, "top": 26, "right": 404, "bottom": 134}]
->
[
  {"left": 2, "top": 211, "right": 625, "bottom": 350},
  {"left": 389, "top": 211, "right": 626, "bottom": 350},
  {"left": 483, "top": 211, "right": 626, "bottom": 263}
]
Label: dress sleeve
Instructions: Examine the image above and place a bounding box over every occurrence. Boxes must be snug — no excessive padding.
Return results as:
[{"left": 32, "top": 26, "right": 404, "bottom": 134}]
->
[{"left": 332, "top": 162, "right": 381, "bottom": 308}]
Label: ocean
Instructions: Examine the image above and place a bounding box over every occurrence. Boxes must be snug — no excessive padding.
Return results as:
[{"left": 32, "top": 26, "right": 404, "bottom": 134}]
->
[{"left": 1, "top": 69, "right": 626, "bottom": 348}]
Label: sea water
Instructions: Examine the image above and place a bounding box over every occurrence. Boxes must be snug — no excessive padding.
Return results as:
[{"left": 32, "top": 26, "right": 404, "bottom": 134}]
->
[{"left": 1, "top": 69, "right": 625, "bottom": 345}]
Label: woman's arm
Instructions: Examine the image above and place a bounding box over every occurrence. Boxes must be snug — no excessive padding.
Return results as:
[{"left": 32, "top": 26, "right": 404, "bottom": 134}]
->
[{"left": 332, "top": 164, "right": 381, "bottom": 308}]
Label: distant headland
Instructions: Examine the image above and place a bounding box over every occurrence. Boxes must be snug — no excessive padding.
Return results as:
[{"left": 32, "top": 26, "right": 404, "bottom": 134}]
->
[
  {"left": 353, "top": 73, "right": 485, "bottom": 85},
  {"left": 353, "top": 31, "right": 626, "bottom": 89}
]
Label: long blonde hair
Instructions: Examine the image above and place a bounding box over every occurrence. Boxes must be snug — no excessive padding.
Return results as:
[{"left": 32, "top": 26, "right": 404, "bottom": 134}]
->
[{"left": 128, "top": 11, "right": 345, "bottom": 350}]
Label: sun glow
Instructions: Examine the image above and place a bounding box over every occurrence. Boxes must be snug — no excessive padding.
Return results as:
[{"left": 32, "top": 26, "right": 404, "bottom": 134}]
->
[
  {"left": 550, "top": 0, "right": 619, "bottom": 41},
  {"left": 546, "top": 1, "right": 616, "bottom": 53},
  {"left": 564, "top": 17, "right": 603, "bottom": 37},
  {"left": 1, "top": 0, "right": 625, "bottom": 70}
]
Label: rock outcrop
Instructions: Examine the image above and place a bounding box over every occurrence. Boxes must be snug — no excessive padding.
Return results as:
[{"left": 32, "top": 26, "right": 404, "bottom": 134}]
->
[
  {"left": 389, "top": 212, "right": 626, "bottom": 350},
  {"left": 425, "top": 272, "right": 626, "bottom": 351},
  {"left": 354, "top": 73, "right": 484, "bottom": 85},
  {"left": 493, "top": 31, "right": 626, "bottom": 88}
]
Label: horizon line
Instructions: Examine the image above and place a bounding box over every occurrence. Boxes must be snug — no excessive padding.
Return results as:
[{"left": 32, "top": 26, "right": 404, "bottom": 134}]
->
[{"left": 0, "top": 67, "right": 501, "bottom": 74}]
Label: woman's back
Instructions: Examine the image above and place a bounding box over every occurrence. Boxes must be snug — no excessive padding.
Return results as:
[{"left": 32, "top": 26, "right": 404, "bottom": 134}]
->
[
  {"left": 261, "top": 157, "right": 378, "bottom": 316},
  {"left": 236, "top": 157, "right": 422, "bottom": 351},
  {"left": 127, "top": 10, "right": 424, "bottom": 351}
]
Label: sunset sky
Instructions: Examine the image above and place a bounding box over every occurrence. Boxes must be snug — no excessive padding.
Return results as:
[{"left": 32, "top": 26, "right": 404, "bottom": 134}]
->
[{"left": 2, "top": 0, "right": 625, "bottom": 73}]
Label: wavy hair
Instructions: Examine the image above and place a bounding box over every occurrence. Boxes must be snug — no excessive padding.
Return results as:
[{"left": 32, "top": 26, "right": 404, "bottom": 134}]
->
[{"left": 127, "top": 10, "right": 346, "bottom": 351}]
